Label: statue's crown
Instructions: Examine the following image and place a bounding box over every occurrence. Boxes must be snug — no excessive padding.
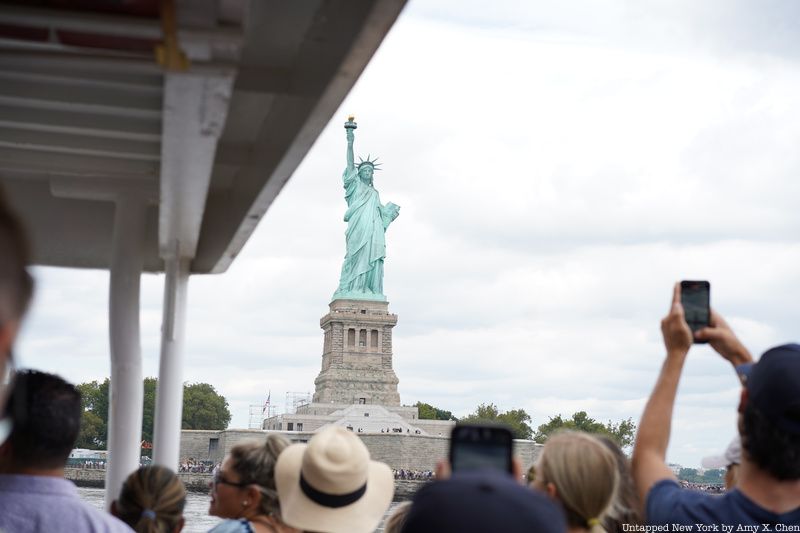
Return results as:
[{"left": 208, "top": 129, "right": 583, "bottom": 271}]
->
[{"left": 358, "top": 155, "right": 381, "bottom": 171}]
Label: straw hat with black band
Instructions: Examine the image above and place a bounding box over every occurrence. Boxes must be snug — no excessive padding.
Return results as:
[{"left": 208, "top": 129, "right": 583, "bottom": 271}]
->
[{"left": 275, "top": 426, "right": 394, "bottom": 533}]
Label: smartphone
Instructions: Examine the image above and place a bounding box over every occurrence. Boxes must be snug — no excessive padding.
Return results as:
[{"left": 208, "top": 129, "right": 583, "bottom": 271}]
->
[
  {"left": 449, "top": 423, "right": 514, "bottom": 474},
  {"left": 680, "top": 280, "right": 710, "bottom": 343}
]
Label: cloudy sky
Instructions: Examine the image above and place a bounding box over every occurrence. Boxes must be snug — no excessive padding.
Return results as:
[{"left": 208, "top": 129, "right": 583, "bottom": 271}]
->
[{"left": 16, "top": 0, "right": 800, "bottom": 467}]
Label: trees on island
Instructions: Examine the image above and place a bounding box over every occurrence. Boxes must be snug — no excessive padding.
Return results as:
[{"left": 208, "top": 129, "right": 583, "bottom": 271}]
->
[
  {"left": 533, "top": 411, "right": 636, "bottom": 448},
  {"left": 459, "top": 403, "right": 534, "bottom": 440},
  {"left": 414, "top": 401, "right": 457, "bottom": 421},
  {"left": 76, "top": 378, "right": 231, "bottom": 450},
  {"left": 77, "top": 382, "right": 636, "bottom": 449},
  {"left": 678, "top": 467, "right": 724, "bottom": 484},
  {"left": 415, "top": 401, "right": 636, "bottom": 446}
]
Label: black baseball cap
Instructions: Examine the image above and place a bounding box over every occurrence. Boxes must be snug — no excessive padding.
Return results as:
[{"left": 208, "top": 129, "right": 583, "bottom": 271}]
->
[
  {"left": 740, "top": 344, "right": 800, "bottom": 435},
  {"left": 401, "top": 469, "right": 567, "bottom": 533}
]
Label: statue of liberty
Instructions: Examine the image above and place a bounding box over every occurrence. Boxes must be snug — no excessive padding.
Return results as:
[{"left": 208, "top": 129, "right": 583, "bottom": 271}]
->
[{"left": 333, "top": 117, "right": 400, "bottom": 301}]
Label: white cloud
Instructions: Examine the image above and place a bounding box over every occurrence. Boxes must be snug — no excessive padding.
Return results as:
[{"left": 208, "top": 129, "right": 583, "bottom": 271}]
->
[{"left": 13, "top": 1, "right": 800, "bottom": 467}]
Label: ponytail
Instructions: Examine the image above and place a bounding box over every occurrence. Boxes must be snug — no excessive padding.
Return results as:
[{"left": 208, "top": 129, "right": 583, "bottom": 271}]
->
[
  {"left": 115, "top": 465, "right": 186, "bottom": 533},
  {"left": 588, "top": 516, "right": 608, "bottom": 533}
]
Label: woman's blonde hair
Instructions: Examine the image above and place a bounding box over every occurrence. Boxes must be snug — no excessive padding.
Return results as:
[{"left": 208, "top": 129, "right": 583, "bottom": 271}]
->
[
  {"left": 115, "top": 465, "right": 186, "bottom": 533},
  {"left": 538, "top": 431, "right": 620, "bottom": 533},
  {"left": 228, "top": 433, "right": 291, "bottom": 518}
]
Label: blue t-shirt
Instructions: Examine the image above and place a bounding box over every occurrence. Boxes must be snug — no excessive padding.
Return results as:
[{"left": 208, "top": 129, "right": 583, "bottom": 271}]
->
[
  {"left": 647, "top": 479, "right": 800, "bottom": 528},
  {"left": 208, "top": 518, "right": 255, "bottom": 532}
]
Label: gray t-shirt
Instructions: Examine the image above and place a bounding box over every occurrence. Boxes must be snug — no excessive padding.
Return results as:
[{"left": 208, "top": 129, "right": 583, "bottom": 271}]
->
[{"left": 0, "top": 474, "right": 132, "bottom": 532}]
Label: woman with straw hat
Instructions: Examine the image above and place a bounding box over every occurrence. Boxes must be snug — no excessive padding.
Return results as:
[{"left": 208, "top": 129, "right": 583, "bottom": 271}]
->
[{"left": 275, "top": 426, "right": 395, "bottom": 533}]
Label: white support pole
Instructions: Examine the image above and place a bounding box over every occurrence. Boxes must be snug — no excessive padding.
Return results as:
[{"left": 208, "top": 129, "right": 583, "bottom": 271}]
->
[
  {"left": 104, "top": 197, "right": 147, "bottom": 509},
  {"left": 150, "top": 73, "right": 231, "bottom": 469},
  {"left": 152, "top": 254, "right": 190, "bottom": 468}
]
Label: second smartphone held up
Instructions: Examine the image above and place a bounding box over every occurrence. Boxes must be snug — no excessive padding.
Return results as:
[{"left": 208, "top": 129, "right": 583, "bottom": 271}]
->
[{"left": 449, "top": 424, "right": 514, "bottom": 475}]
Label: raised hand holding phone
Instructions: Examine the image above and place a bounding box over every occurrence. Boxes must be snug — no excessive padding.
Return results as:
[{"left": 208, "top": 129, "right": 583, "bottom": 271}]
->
[
  {"left": 694, "top": 309, "right": 753, "bottom": 367},
  {"left": 662, "top": 283, "right": 693, "bottom": 355}
]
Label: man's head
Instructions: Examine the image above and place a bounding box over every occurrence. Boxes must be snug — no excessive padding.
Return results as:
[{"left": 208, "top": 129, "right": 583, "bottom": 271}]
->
[
  {"left": 2, "top": 370, "right": 82, "bottom": 471},
  {"left": 401, "top": 469, "right": 567, "bottom": 533},
  {"left": 739, "top": 344, "right": 800, "bottom": 480}
]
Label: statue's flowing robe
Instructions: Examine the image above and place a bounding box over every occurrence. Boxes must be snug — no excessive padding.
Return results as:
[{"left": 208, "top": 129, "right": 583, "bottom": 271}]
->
[{"left": 335, "top": 167, "right": 396, "bottom": 296}]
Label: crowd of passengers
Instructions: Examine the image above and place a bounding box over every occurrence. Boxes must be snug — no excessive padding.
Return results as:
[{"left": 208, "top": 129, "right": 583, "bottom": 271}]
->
[
  {"left": 0, "top": 191, "right": 799, "bottom": 533},
  {"left": 393, "top": 469, "right": 434, "bottom": 480},
  {"left": 677, "top": 481, "right": 726, "bottom": 494},
  {"left": 72, "top": 459, "right": 155, "bottom": 470},
  {"left": 72, "top": 460, "right": 108, "bottom": 470},
  {"left": 178, "top": 461, "right": 218, "bottom": 474}
]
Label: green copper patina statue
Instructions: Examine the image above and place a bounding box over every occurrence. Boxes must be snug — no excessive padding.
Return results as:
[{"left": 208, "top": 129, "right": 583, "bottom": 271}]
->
[{"left": 332, "top": 116, "right": 400, "bottom": 301}]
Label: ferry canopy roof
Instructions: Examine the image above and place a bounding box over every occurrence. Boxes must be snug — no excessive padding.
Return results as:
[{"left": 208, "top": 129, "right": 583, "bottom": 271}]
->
[{"left": 0, "top": 0, "right": 405, "bottom": 273}]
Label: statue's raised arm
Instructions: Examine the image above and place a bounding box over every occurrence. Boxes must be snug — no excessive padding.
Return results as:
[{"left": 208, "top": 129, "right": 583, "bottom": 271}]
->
[{"left": 345, "top": 115, "right": 356, "bottom": 173}]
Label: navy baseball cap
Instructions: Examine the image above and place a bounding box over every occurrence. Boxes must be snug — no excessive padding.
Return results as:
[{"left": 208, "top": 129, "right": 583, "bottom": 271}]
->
[
  {"left": 740, "top": 344, "right": 800, "bottom": 435},
  {"left": 401, "top": 469, "right": 566, "bottom": 533}
]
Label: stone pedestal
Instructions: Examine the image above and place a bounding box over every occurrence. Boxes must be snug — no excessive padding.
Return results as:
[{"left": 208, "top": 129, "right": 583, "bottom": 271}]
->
[{"left": 312, "top": 299, "right": 400, "bottom": 406}]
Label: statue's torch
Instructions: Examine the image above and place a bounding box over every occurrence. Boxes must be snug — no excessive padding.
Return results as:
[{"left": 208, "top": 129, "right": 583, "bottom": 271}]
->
[{"left": 344, "top": 115, "right": 357, "bottom": 130}]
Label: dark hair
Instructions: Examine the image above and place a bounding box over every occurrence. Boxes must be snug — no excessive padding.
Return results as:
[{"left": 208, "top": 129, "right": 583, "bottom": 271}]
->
[
  {"left": 5, "top": 370, "right": 81, "bottom": 469},
  {"left": 0, "top": 187, "right": 34, "bottom": 324},
  {"left": 741, "top": 402, "right": 800, "bottom": 480},
  {"left": 116, "top": 465, "right": 186, "bottom": 533},
  {"left": 596, "top": 435, "right": 642, "bottom": 532}
]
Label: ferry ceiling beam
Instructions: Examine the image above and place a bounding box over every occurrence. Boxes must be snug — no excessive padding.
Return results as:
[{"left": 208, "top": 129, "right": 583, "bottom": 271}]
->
[{"left": 0, "top": 4, "right": 243, "bottom": 62}]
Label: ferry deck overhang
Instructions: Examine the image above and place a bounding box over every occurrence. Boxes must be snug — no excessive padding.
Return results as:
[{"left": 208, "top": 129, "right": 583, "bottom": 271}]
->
[{"left": 0, "top": 0, "right": 405, "bottom": 505}]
